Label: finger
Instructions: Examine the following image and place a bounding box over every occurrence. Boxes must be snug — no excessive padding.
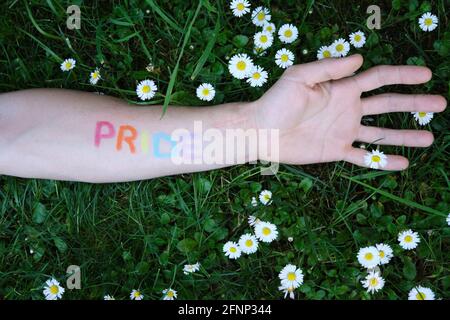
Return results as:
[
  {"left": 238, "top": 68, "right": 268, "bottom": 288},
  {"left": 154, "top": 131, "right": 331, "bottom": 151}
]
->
[
  {"left": 356, "top": 126, "right": 434, "bottom": 147},
  {"left": 291, "top": 54, "right": 363, "bottom": 85},
  {"left": 354, "top": 65, "right": 432, "bottom": 92},
  {"left": 344, "top": 147, "right": 409, "bottom": 171},
  {"left": 361, "top": 93, "right": 447, "bottom": 115}
]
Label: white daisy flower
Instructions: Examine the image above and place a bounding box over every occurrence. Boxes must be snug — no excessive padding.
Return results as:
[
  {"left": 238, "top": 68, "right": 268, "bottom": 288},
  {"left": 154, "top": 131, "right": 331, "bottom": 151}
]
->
[
  {"left": 130, "top": 289, "right": 144, "bottom": 300},
  {"left": 263, "top": 22, "right": 276, "bottom": 34},
  {"left": 418, "top": 12, "right": 438, "bottom": 32},
  {"left": 229, "top": 0, "right": 251, "bottom": 17},
  {"left": 411, "top": 112, "right": 433, "bottom": 126},
  {"left": 364, "top": 149, "right": 388, "bottom": 169},
  {"left": 253, "top": 47, "right": 267, "bottom": 56},
  {"left": 223, "top": 241, "right": 242, "bottom": 259},
  {"left": 196, "top": 83, "right": 215, "bottom": 101},
  {"left": 247, "top": 65, "right": 268, "bottom": 87},
  {"left": 349, "top": 31, "right": 366, "bottom": 48},
  {"left": 248, "top": 215, "right": 261, "bottom": 226},
  {"left": 330, "top": 38, "right": 350, "bottom": 57},
  {"left": 183, "top": 262, "right": 201, "bottom": 275},
  {"left": 254, "top": 31, "right": 273, "bottom": 50},
  {"left": 408, "top": 286, "right": 435, "bottom": 300},
  {"left": 251, "top": 6, "right": 271, "bottom": 26},
  {"left": 254, "top": 221, "right": 278, "bottom": 243},
  {"left": 398, "top": 229, "right": 420, "bottom": 250},
  {"left": 275, "top": 48, "right": 295, "bottom": 69},
  {"left": 278, "top": 284, "right": 295, "bottom": 299},
  {"left": 104, "top": 295, "right": 115, "bottom": 300},
  {"left": 361, "top": 271, "right": 385, "bottom": 294},
  {"left": 357, "top": 246, "right": 380, "bottom": 269},
  {"left": 278, "top": 24, "right": 299, "bottom": 44},
  {"left": 43, "top": 278, "right": 65, "bottom": 300},
  {"left": 316, "top": 46, "right": 333, "bottom": 60},
  {"left": 89, "top": 68, "right": 101, "bottom": 85},
  {"left": 376, "top": 243, "right": 394, "bottom": 265},
  {"left": 251, "top": 197, "right": 258, "bottom": 207},
  {"left": 259, "top": 190, "right": 272, "bottom": 205},
  {"left": 447, "top": 213, "right": 450, "bottom": 226},
  {"left": 279, "top": 264, "right": 304, "bottom": 289},
  {"left": 60, "top": 58, "right": 76, "bottom": 72},
  {"left": 162, "top": 288, "right": 177, "bottom": 300},
  {"left": 136, "top": 79, "right": 157, "bottom": 101},
  {"left": 238, "top": 233, "right": 259, "bottom": 254},
  {"left": 228, "top": 53, "right": 254, "bottom": 79}
]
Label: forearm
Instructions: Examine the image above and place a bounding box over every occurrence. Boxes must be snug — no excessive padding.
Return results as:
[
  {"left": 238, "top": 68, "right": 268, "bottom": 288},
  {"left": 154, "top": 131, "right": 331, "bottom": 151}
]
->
[{"left": 0, "top": 89, "right": 261, "bottom": 183}]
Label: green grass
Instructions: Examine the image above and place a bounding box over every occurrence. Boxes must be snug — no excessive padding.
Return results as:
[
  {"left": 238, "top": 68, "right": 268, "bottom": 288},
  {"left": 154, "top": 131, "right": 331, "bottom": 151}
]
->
[{"left": 0, "top": 0, "right": 449, "bottom": 300}]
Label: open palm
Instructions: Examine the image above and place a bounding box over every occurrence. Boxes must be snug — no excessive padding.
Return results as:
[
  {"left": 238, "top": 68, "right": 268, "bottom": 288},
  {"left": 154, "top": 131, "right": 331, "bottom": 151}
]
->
[{"left": 254, "top": 55, "right": 446, "bottom": 170}]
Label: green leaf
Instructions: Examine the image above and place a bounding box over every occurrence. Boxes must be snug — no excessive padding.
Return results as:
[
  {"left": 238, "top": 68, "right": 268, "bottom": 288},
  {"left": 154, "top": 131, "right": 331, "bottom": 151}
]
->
[
  {"left": 232, "top": 35, "right": 249, "bottom": 48},
  {"left": 402, "top": 257, "right": 417, "bottom": 280},
  {"left": 53, "top": 237, "right": 68, "bottom": 253},
  {"left": 32, "top": 203, "right": 47, "bottom": 224},
  {"left": 434, "top": 40, "right": 450, "bottom": 57},
  {"left": 203, "top": 218, "right": 217, "bottom": 233},
  {"left": 177, "top": 238, "right": 197, "bottom": 253},
  {"left": 135, "top": 261, "right": 150, "bottom": 275},
  {"left": 160, "top": 212, "right": 171, "bottom": 225}
]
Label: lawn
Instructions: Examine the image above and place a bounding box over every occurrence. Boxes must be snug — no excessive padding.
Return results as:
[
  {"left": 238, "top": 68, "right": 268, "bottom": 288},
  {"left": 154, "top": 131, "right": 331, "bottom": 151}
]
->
[{"left": 0, "top": 0, "right": 449, "bottom": 300}]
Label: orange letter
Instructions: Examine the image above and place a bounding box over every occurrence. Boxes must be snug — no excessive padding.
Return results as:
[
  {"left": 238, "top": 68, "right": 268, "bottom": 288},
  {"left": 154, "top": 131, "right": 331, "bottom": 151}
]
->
[{"left": 116, "top": 125, "right": 138, "bottom": 153}]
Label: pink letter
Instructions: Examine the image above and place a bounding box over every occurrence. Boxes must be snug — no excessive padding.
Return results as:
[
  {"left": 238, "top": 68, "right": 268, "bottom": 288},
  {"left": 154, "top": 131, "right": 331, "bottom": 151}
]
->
[{"left": 94, "top": 121, "right": 116, "bottom": 147}]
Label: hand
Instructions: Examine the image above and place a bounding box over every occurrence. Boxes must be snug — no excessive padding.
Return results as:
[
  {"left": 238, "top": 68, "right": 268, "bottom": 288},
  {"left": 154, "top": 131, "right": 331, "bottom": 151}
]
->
[{"left": 253, "top": 54, "right": 447, "bottom": 170}]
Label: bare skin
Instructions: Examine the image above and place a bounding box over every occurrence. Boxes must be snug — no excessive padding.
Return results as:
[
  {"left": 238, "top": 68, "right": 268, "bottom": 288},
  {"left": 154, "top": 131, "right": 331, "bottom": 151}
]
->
[{"left": 0, "top": 54, "right": 446, "bottom": 182}]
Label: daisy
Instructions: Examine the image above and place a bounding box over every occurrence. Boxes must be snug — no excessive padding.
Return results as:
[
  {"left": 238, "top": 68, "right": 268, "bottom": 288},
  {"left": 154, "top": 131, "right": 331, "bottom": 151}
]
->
[
  {"left": 43, "top": 278, "right": 65, "bottom": 300},
  {"left": 251, "top": 197, "right": 258, "bottom": 207},
  {"left": 254, "top": 31, "right": 273, "bottom": 50},
  {"left": 228, "top": 53, "right": 254, "bottom": 79},
  {"left": 229, "top": 0, "right": 250, "bottom": 17},
  {"left": 183, "top": 262, "right": 201, "bottom": 275},
  {"left": 364, "top": 149, "right": 388, "bottom": 169},
  {"left": 278, "top": 284, "right": 295, "bottom": 299},
  {"left": 279, "top": 264, "right": 304, "bottom": 289},
  {"left": 376, "top": 243, "right": 394, "bottom": 265},
  {"left": 104, "top": 295, "right": 115, "bottom": 300},
  {"left": 136, "top": 79, "right": 157, "bottom": 101},
  {"left": 60, "top": 58, "right": 76, "bottom": 72},
  {"left": 238, "top": 233, "right": 259, "bottom": 254},
  {"left": 316, "top": 46, "right": 333, "bottom": 60},
  {"left": 89, "top": 68, "right": 101, "bottom": 85},
  {"left": 196, "top": 83, "right": 215, "bottom": 101},
  {"left": 251, "top": 6, "right": 271, "bottom": 26},
  {"left": 411, "top": 112, "right": 433, "bottom": 126},
  {"left": 447, "top": 213, "right": 450, "bottom": 226},
  {"left": 330, "top": 38, "right": 350, "bottom": 57},
  {"left": 130, "top": 289, "right": 144, "bottom": 300},
  {"left": 418, "top": 12, "right": 438, "bottom": 32},
  {"left": 263, "top": 22, "right": 276, "bottom": 34},
  {"left": 398, "top": 229, "right": 420, "bottom": 250},
  {"left": 361, "top": 271, "right": 385, "bottom": 294},
  {"left": 162, "top": 288, "right": 177, "bottom": 300},
  {"left": 278, "top": 24, "right": 299, "bottom": 44},
  {"left": 255, "top": 221, "right": 278, "bottom": 243},
  {"left": 223, "top": 241, "right": 242, "bottom": 259},
  {"left": 349, "top": 31, "right": 366, "bottom": 48},
  {"left": 247, "top": 65, "right": 268, "bottom": 87},
  {"left": 259, "top": 190, "right": 272, "bottom": 205},
  {"left": 357, "top": 246, "right": 380, "bottom": 269},
  {"left": 275, "top": 48, "right": 295, "bottom": 69},
  {"left": 248, "top": 215, "right": 260, "bottom": 226},
  {"left": 253, "top": 47, "right": 267, "bottom": 57},
  {"left": 408, "top": 286, "right": 435, "bottom": 300}
]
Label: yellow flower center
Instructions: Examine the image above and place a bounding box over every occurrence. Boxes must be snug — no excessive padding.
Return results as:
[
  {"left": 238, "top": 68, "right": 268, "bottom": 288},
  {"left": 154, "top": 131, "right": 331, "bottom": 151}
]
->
[
  {"left": 134, "top": 291, "right": 141, "bottom": 297},
  {"left": 237, "top": 3, "right": 245, "bottom": 11},
  {"left": 418, "top": 112, "right": 427, "bottom": 117},
  {"left": 92, "top": 72, "right": 99, "bottom": 79},
  {"left": 142, "top": 85, "right": 151, "bottom": 93},
  {"left": 323, "top": 50, "right": 331, "bottom": 58},
  {"left": 370, "top": 278, "right": 378, "bottom": 286},
  {"left": 404, "top": 235, "right": 413, "bottom": 243},
  {"left": 354, "top": 34, "right": 362, "bottom": 42},
  {"left": 263, "top": 194, "right": 270, "bottom": 200},
  {"left": 260, "top": 35, "right": 268, "bottom": 43},
  {"left": 266, "top": 26, "right": 273, "bottom": 32},
  {"left": 365, "top": 252, "right": 373, "bottom": 261},
  {"left": 424, "top": 18, "right": 433, "bottom": 26},
  {"left": 65, "top": 62, "right": 72, "bottom": 69},
  {"left": 379, "top": 251, "right": 385, "bottom": 258},
  {"left": 167, "top": 290, "right": 174, "bottom": 298},
  {"left": 371, "top": 155, "right": 381, "bottom": 163},
  {"left": 281, "top": 54, "right": 290, "bottom": 62},
  {"left": 236, "top": 61, "right": 246, "bottom": 71},
  {"left": 336, "top": 44, "right": 344, "bottom": 52},
  {"left": 49, "top": 285, "right": 59, "bottom": 295},
  {"left": 202, "top": 88, "right": 210, "bottom": 96},
  {"left": 284, "top": 30, "right": 293, "bottom": 38},
  {"left": 257, "top": 12, "right": 265, "bottom": 21},
  {"left": 416, "top": 292, "right": 426, "bottom": 300},
  {"left": 230, "top": 247, "right": 237, "bottom": 253},
  {"left": 287, "top": 272, "right": 296, "bottom": 281},
  {"left": 252, "top": 72, "right": 261, "bottom": 80},
  {"left": 262, "top": 227, "right": 271, "bottom": 236},
  {"left": 245, "top": 239, "right": 253, "bottom": 247}
]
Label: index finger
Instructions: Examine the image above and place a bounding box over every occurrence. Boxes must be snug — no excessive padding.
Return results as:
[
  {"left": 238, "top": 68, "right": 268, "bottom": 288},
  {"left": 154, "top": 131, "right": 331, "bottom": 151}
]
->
[{"left": 353, "top": 65, "right": 432, "bottom": 92}]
